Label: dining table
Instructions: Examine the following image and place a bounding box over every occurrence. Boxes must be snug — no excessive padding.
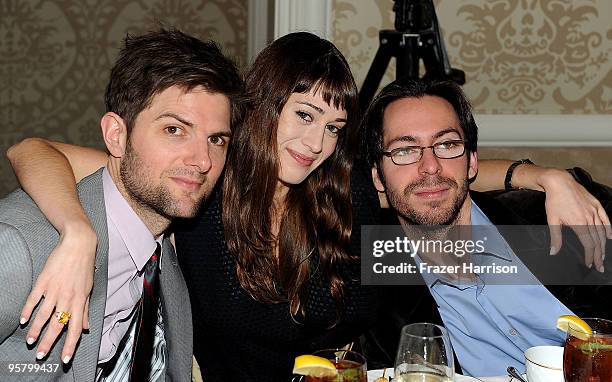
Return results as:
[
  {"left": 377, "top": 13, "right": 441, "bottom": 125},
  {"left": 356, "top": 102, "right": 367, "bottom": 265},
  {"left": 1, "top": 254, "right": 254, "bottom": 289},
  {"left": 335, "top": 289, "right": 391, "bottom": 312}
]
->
[{"left": 367, "top": 369, "right": 524, "bottom": 382}]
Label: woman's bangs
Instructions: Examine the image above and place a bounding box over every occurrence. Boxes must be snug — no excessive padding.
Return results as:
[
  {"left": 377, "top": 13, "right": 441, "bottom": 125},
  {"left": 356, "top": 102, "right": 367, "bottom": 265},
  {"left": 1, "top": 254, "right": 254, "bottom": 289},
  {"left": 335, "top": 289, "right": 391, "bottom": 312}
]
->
[{"left": 294, "top": 71, "right": 357, "bottom": 114}]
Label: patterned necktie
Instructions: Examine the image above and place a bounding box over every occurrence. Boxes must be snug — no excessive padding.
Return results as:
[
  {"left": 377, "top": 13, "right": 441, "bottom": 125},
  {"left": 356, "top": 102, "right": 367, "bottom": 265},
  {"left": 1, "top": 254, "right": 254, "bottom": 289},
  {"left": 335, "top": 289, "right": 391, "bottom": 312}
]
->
[{"left": 130, "top": 243, "right": 161, "bottom": 381}]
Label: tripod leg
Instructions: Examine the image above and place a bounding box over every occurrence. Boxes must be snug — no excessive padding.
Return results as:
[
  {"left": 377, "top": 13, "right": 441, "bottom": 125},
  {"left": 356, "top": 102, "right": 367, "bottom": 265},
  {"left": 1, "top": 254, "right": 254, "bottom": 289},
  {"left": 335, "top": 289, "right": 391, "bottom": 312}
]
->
[
  {"left": 396, "top": 35, "right": 420, "bottom": 81},
  {"left": 359, "top": 44, "right": 392, "bottom": 111}
]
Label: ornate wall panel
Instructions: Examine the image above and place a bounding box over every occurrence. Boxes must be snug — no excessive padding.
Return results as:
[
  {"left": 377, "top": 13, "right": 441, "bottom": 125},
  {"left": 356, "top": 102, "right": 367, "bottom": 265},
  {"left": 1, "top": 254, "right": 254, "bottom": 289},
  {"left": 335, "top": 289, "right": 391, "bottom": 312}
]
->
[
  {"left": 440, "top": 0, "right": 611, "bottom": 114},
  {"left": 0, "top": 0, "right": 247, "bottom": 197},
  {"left": 332, "top": 0, "right": 612, "bottom": 114}
]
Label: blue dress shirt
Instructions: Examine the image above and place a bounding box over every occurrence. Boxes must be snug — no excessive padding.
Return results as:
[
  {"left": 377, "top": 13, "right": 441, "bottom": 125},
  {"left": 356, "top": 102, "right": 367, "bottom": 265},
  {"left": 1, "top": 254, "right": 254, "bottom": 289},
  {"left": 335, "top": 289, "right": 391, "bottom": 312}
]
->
[{"left": 415, "top": 201, "right": 573, "bottom": 376}]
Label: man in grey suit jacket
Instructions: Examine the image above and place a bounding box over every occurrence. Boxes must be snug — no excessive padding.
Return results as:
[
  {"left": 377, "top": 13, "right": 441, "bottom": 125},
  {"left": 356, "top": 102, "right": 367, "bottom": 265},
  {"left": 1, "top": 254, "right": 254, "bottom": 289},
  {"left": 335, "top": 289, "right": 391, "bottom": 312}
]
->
[{"left": 0, "top": 29, "right": 243, "bottom": 381}]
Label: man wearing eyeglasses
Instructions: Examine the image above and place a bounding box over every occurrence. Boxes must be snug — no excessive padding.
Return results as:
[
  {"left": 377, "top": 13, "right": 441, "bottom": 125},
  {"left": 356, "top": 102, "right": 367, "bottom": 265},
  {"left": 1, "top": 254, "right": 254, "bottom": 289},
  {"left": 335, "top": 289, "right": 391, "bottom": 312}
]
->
[
  {"left": 363, "top": 78, "right": 477, "bottom": 230},
  {"left": 360, "top": 78, "right": 611, "bottom": 376}
]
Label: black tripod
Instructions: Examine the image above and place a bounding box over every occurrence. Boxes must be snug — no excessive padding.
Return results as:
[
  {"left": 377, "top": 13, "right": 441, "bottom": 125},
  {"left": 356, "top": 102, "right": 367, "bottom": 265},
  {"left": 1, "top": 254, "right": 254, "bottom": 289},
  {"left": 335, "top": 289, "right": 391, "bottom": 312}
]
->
[{"left": 359, "top": 0, "right": 466, "bottom": 111}]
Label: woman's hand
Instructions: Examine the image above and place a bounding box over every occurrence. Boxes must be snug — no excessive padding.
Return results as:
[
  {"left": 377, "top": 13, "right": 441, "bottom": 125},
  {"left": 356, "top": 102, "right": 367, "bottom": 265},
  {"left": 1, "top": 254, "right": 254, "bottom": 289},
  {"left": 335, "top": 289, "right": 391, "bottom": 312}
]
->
[
  {"left": 537, "top": 168, "right": 612, "bottom": 272},
  {"left": 21, "top": 222, "right": 97, "bottom": 364}
]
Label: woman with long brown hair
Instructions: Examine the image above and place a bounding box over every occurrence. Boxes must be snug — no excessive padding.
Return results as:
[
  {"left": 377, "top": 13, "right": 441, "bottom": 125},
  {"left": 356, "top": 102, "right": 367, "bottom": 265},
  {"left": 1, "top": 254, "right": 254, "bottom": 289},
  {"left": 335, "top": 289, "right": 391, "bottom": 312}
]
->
[
  {"left": 175, "top": 32, "right": 376, "bottom": 380},
  {"left": 223, "top": 32, "right": 358, "bottom": 317},
  {"left": 7, "top": 32, "right": 610, "bottom": 380}
]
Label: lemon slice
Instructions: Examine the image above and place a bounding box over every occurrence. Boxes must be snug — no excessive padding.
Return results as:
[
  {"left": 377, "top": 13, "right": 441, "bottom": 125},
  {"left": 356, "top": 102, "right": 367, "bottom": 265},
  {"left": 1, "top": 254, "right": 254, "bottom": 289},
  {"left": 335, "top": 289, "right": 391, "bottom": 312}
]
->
[
  {"left": 557, "top": 315, "right": 593, "bottom": 340},
  {"left": 293, "top": 355, "right": 338, "bottom": 378}
]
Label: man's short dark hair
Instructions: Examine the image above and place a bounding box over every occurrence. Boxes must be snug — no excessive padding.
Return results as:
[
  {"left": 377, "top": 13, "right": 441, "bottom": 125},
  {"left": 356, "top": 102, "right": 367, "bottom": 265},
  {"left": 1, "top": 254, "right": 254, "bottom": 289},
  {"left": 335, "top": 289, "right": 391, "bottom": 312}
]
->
[
  {"left": 361, "top": 78, "right": 478, "bottom": 170},
  {"left": 105, "top": 28, "right": 244, "bottom": 133}
]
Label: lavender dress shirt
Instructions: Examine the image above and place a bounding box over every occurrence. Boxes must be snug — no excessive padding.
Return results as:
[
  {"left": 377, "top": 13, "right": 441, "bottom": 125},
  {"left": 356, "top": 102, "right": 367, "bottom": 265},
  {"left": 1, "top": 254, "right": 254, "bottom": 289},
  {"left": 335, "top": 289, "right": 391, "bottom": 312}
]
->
[{"left": 99, "top": 168, "right": 163, "bottom": 363}]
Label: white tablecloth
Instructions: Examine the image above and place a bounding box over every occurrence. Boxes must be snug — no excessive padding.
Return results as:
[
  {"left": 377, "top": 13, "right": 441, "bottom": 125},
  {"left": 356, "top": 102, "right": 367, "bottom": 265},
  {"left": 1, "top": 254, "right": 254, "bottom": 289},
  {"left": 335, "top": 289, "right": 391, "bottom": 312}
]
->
[{"left": 367, "top": 369, "right": 514, "bottom": 382}]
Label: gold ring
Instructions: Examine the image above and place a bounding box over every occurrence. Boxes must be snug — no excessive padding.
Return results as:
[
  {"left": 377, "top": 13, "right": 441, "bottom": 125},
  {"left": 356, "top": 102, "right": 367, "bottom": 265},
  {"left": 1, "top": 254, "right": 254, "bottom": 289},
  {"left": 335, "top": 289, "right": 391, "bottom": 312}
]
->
[{"left": 56, "top": 311, "right": 71, "bottom": 325}]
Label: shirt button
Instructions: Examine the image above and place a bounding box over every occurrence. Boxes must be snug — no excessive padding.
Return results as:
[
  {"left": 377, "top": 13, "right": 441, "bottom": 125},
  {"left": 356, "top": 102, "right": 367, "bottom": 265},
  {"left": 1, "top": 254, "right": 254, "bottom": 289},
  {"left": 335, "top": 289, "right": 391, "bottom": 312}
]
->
[{"left": 509, "top": 328, "right": 518, "bottom": 336}]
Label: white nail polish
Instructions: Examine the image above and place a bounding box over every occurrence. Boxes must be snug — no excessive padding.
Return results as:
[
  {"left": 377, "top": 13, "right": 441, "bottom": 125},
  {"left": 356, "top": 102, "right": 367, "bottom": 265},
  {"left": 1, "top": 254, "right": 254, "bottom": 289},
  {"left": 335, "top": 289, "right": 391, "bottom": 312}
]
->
[
  {"left": 36, "top": 352, "right": 45, "bottom": 360},
  {"left": 26, "top": 337, "right": 35, "bottom": 345},
  {"left": 63, "top": 355, "right": 71, "bottom": 364},
  {"left": 549, "top": 247, "right": 557, "bottom": 255},
  {"left": 599, "top": 265, "right": 605, "bottom": 273},
  {"left": 19, "top": 317, "right": 27, "bottom": 325}
]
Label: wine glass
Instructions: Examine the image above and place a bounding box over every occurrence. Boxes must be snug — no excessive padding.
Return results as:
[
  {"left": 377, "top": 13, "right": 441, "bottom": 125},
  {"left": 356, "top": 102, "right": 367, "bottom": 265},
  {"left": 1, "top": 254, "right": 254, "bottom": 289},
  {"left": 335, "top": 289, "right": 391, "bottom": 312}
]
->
[{"left": 394, "top": 323, "right": 455, "bottom": 382}]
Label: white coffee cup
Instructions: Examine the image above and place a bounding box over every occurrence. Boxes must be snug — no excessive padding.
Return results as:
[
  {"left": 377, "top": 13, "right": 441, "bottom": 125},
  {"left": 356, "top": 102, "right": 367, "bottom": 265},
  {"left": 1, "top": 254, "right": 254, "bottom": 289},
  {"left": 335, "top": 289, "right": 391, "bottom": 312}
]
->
[{"left": 524, "top": 346, "right": 564, "bottom": 382}]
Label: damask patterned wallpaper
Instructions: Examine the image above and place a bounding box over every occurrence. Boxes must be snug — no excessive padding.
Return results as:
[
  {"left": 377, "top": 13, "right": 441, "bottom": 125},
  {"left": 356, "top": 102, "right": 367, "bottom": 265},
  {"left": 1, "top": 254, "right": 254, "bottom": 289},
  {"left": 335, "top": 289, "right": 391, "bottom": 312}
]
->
[
  {"left": 0, "top": 0, "right": 247, "bottom": 197},
  {"left": 2, "top": 0, "right": 611, "bottom": 196},
  {"left": 332, "top": 0, "right": 612, "bottom": 114},
  {"left": 333, "top": 0, "right": 612, "bottom": 184}
]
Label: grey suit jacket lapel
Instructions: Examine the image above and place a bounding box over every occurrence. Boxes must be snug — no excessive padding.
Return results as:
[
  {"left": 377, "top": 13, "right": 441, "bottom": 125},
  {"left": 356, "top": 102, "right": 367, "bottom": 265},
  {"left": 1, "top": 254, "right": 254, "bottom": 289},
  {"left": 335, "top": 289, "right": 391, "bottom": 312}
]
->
[
  {"left": 160, "top": 237, "right": 193, "bottom": 381},
  {"left": 71, "top": 169, "right": 110, "bottom": 381}
]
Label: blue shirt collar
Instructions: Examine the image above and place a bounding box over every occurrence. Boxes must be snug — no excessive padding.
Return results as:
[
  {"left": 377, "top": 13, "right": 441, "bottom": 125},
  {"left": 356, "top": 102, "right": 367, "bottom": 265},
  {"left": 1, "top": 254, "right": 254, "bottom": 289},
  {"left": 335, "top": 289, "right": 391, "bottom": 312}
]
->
[
  {"left": 415, "top": 200, "right": 514, "bottom": 288},
  {"left": 471, "top": 201, "right": 514, "bottom": 262}
]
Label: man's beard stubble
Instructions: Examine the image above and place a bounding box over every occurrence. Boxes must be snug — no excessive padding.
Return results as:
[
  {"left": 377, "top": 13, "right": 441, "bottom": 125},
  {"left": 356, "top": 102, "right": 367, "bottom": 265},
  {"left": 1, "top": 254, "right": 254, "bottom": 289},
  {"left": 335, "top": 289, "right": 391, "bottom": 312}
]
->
[
  {"left": 386, "top": 174, "right": 469, "bottom": 226},
  {"left": 120, "top": 142, "right": 211, "bottom": 220}
]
